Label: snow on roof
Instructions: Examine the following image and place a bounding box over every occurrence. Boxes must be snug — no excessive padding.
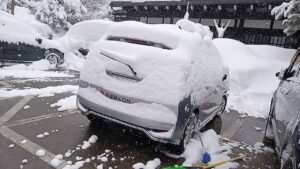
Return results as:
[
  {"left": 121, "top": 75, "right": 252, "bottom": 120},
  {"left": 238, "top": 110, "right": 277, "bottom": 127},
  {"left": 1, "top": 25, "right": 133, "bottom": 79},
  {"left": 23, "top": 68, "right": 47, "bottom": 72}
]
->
[
  {"left": 14, "top": 7, "right": 55, "bottom": 39},
  {"left": 103, "top": 19, "right": 211, "bottom": 50},
  {"left": 81, "top": 20, "right": 222, "bottom": 105},
  {"left": 57, "top": 19, "right": 114, "bottom": 52},
  {"left": 0, "top": 11, "right": 41, "bottom": 46}
]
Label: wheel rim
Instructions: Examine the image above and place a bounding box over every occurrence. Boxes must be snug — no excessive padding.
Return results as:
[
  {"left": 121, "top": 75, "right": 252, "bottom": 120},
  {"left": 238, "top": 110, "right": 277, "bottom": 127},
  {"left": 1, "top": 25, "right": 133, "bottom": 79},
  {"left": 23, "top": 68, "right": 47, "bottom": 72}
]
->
[
  {"left": 183, "top": 114, "right": 197, "bottom": 147},
  {"left": 46, "top": 54, "right": 58, "bottom": 65}
]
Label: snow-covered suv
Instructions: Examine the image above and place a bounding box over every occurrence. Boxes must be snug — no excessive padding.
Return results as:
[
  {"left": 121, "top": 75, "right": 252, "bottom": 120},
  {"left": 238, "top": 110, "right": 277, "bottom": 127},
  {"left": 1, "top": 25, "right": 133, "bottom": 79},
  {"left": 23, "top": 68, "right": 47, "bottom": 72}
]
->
[{"left": 77, "top": 20, "right": 228, "bottom": 152}]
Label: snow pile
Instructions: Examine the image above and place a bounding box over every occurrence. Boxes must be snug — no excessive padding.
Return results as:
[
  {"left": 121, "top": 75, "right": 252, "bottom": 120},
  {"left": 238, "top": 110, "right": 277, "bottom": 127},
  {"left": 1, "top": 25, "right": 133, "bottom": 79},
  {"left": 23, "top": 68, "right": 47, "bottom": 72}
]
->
[
  {"left": 182, "top": 129, "right": 238, "bottom": 169},
  {"left": 213, "top": 38, "right": 295, "bottom": 118},
  {"left": 0, "top": 60, "right": 73, "bottom": 78},
  {"left": 132, "top": 158, "right": 161, "bottom": 169},
  {"left": 0, "top": 85, "right": 78, "bottom": 97},
  {"left": 3, "top": 60, "right": 55, "bottom": 71},
  {"left": 50, "top": 95, "right": 77, "bottom": 111}
]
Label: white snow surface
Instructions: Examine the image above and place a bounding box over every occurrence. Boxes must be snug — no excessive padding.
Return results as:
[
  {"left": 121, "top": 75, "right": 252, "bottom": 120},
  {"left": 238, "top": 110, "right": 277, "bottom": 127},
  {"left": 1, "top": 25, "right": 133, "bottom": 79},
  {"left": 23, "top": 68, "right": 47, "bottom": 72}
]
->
[
  {"left": 50, "top": 95, "right": 77, "bottom": 111},
  {"left": 213, "top": 38, "right": 296, "bottom": 118},
  {"left": 132, "top": 158, "right": 161, "bottom": 169},
  {"left": 58, "top": 19, "right": 114, "bottom": 54},
  {"left": 0, "top": 60, "right": 72, "bottom": 78},
  {"left": 36, "top": 149, "right": 46, "bottom": 157},
  {"left": 80, "top": 20, "right": 224, "bottom": 107},
  {"left": 182, "top": 129, "right": 238, "bottom": 169},
  {"left": 0, "top": 85, "right": 78, "bottom": 98}
]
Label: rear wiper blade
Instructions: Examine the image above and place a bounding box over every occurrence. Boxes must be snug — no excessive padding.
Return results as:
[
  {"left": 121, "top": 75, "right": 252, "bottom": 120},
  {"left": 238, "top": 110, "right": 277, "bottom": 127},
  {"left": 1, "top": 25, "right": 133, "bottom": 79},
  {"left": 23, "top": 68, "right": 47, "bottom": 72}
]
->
[{"left": 100, "top": 50, "right": 137, "bottom": 76}]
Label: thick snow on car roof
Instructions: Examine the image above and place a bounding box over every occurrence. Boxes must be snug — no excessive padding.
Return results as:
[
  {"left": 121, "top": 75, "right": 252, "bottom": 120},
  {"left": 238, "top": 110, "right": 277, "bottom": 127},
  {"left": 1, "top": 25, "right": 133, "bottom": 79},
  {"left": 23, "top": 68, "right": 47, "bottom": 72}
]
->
[
  {"left": 81, "top": 20, "right": 225, "bottom": 105},
  {"left": 104, "top": 20, "right": 199, "bottom": 50},
  {"left": 65, "top": 19, "right": 114, "bottom": 42},
  {"left": 0, "top": 11, "right": 41, "bottom": 45},
  {"left": 57, "top": 19, "right": 114, "bottom": 53}
]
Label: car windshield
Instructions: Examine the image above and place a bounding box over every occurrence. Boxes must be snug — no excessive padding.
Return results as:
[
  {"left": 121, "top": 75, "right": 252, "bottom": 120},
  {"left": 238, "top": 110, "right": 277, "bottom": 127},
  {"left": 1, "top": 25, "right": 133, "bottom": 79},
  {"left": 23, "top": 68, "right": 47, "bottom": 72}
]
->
[{"left": 106, "top": 36, "right": 172, "bottom": 50}]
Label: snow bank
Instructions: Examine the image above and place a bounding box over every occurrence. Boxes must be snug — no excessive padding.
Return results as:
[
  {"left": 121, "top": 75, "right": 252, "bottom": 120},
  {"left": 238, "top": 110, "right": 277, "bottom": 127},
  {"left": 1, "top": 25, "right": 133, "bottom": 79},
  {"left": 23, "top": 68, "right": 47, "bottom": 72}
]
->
[
  {"left": 0, "top": 85, "right": 78, "bottom": 97},
  {"left": 183, "top": 129, "right": 238, "bottom": 169},
  {"left": 0, "top": 60, "right": 72, "bottom": 78},
  {"left": 50, "top": 95, "right": 77, "bottom": 111},
  {"left": 213, "top": 38, "right": 295, "bottom": 118}
]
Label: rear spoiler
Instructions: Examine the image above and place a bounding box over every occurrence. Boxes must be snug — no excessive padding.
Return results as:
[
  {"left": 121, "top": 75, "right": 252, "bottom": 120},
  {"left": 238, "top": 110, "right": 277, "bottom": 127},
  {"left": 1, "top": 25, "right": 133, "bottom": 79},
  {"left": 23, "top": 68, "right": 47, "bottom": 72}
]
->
[{"left": 100, "top": 49, "right": 137, "bottom": 76}]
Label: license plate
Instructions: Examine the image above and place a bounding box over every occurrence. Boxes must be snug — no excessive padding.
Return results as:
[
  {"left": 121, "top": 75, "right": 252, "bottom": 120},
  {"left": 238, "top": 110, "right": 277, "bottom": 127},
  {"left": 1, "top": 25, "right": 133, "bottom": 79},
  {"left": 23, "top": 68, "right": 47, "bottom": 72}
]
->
[{"left": 102, "top": 90, "right": 131, "bottom": 104}]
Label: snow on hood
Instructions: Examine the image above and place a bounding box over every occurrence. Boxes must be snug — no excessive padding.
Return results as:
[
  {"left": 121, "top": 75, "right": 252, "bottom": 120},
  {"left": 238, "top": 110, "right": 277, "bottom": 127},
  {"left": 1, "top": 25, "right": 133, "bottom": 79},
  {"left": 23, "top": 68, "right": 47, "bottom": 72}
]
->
[{"left": 214, "top": 38, "right": 295, "bottom": 118}]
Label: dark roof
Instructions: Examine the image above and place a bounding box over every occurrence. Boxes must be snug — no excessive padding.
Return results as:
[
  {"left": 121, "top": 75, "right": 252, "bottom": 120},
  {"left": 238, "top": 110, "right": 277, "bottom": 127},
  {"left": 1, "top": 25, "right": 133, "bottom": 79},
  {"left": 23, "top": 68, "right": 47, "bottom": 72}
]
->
[{"left": 110, "top": 0, "right": 287, "bottom": 7}]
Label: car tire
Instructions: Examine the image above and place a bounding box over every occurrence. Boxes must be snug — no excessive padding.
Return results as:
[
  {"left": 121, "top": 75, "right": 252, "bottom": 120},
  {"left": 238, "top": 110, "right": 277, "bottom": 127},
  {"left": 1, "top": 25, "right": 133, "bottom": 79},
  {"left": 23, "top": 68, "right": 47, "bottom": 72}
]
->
[
  {"left": 45, "top": 51, "right": 59, "bottom": 66},
  {"left": 217, "top": 96, "right": 227, "bottom": 115},
  {"left": 280, "top": 138, "right": 297, "bottom": 169},
  {"left": 165, "top": 113, "right": 197, "bottom": 155}
]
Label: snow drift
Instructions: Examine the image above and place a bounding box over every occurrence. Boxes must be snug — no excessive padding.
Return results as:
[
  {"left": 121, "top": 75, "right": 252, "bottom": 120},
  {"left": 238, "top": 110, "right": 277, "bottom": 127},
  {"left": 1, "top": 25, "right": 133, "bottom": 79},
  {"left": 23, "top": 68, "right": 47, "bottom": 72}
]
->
[{"left": 213, "top": 38, "right": 295, "bottom": 118}]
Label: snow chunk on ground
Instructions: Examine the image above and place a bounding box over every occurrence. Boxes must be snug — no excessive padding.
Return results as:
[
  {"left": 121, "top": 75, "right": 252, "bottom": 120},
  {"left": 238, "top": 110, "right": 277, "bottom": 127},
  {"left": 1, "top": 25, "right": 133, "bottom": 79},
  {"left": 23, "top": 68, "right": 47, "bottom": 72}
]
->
[
  {"left": 213, "top": 38, "right": 295, "bottom": 118},
  {"left": 0, "top": 85, "right": 78, "bottom": 98},
  {"left": 36, "top": 149, "right": 46, "bottom": 157},
  {"left": 50, "top": 95, "right": 77, "bottom": 111},
  {"left": 254, "top": 127, "right": 262, "bottom": 131},
  {"left": 21, "top": 159, "right": 28, "bottom": 164},
  {"left": 88, "top": 135, "right": 98, "bottom": 144},
  {"left": 23, "top": 105, "right": 30, "bottom": 109},
  {"left": 182, "top": 129, "right": 238, "bottom": 169},
  {"left": 132, "top": 158, "right": 161, "bottom": 169},
  {"left": 20, "top": 139, "right": 27, "bottom": 144},
  {"left": 50, "top": 158, "right": 61, "bottom": 167}
]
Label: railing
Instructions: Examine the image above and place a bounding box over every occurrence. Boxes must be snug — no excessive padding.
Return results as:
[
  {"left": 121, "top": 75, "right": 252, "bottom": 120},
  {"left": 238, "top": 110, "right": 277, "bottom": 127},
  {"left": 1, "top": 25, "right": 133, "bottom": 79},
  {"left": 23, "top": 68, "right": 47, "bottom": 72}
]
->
[{"left": 217, "top": 28, "right": 299, "bottom": 49}]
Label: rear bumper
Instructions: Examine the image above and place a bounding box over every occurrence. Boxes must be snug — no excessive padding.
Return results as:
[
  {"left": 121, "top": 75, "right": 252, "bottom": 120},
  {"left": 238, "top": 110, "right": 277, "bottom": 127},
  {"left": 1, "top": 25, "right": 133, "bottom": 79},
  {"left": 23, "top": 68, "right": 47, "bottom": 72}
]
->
[
  {"left": 77, "top": 84, "right": 192, "bottom": 144},
  {"left": 77, "top": 96, "right": 176, "bottom": 143}
]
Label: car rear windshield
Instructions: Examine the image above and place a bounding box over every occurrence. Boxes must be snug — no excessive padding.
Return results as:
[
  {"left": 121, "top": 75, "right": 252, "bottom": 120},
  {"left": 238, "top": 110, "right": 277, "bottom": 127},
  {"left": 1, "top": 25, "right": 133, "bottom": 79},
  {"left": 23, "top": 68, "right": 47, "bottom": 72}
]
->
[{"left": 106, "top": 36, "right": 172, "bottom": 50}]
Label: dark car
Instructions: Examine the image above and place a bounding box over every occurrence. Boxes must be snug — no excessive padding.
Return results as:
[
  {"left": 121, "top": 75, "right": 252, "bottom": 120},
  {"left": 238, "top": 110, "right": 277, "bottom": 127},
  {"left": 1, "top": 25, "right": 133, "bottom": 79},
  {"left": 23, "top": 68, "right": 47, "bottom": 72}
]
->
[
  {"left": 0, "top": 12, "right": 64, "bottom": 67},
  {"left": 264, "top": 48, "right": 300, "bottom": 169},
  {"left": 0, "top": 40, "right": 64, "bottom": 67}
]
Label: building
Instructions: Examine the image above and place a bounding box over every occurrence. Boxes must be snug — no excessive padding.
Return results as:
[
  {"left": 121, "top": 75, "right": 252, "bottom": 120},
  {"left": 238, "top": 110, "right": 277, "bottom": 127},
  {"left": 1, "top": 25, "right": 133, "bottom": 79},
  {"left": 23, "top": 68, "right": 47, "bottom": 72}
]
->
[{"left": 110, "top": 0, "right": 299, "bottom": 49}]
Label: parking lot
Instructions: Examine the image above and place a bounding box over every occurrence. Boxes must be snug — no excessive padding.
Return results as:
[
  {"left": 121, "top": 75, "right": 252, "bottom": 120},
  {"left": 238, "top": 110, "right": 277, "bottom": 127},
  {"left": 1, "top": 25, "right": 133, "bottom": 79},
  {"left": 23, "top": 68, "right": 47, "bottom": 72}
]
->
[{"left": 0, "top": 72, "right": 278, "bottom": 169}]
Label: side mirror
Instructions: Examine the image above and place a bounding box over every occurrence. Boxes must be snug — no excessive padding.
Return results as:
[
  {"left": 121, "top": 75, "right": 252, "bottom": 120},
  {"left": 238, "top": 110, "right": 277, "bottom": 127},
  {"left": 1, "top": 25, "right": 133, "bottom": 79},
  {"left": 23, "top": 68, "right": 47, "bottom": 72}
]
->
[
  {"left": 276, "top": 69, "right": 286, "bottom": 80},
  {"left": 36, "top": 38, "right": 42, "bottom": 44}
]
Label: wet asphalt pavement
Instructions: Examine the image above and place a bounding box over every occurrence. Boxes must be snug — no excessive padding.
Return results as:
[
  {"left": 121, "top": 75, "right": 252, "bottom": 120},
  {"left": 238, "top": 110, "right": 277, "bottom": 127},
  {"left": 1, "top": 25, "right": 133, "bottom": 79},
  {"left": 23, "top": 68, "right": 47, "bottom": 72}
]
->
[{"left": 0, "top": 71, "right": 279, "bottom": 169}]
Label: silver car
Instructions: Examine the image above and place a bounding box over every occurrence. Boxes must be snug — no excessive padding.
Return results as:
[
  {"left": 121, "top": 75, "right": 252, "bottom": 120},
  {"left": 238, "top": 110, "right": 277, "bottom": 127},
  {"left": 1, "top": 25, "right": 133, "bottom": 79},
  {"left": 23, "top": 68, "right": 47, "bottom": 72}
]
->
[{"left": 77, "top": 20, "right": 228, "bottom": 153}]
